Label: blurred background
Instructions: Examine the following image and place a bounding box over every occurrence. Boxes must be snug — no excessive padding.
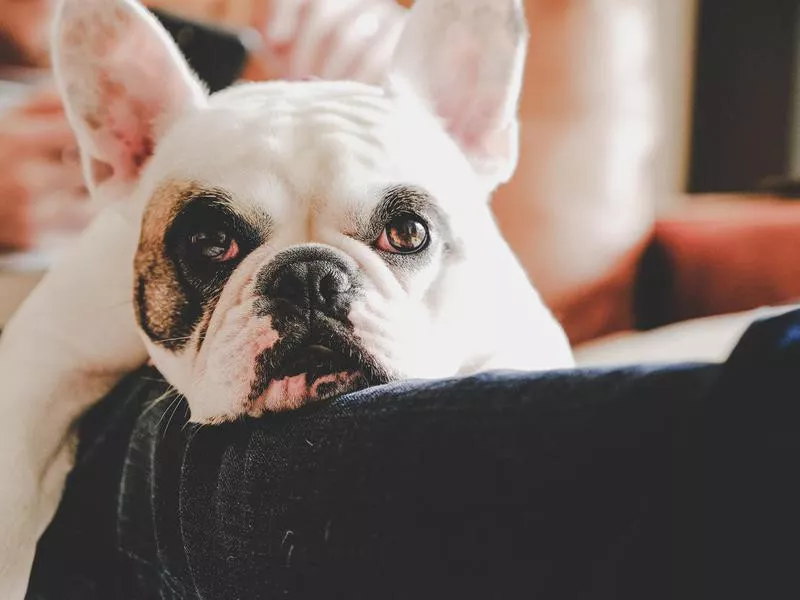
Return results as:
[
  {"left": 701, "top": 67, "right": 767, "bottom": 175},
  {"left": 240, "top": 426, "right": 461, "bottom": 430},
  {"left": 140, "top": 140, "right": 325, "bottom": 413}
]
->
[{"left": 2, "top": 0, "right": 800, "bottom": 366}]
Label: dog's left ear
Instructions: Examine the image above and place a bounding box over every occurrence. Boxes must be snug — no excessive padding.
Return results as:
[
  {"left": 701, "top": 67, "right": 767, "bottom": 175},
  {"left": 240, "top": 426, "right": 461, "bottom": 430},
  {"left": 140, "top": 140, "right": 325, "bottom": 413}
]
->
[
  {"left": 52, "top": 0, "right": 207, "bottom": 198},
  {"left": 386, "top": 0, "right": 528, "bottom": 189}
]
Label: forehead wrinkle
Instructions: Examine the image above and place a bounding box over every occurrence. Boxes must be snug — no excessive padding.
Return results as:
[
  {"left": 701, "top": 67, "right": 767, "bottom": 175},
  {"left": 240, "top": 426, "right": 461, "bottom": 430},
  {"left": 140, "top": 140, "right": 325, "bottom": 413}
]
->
[
  {"left": 154, "top": 82, "right": 425, "bottom": 234},
  {"left": 210, "top": 80, "right": 391, "bottom": 117},
  {"left": 264, "top": 100, "right": 390, "bottom": 129},
  {"left": 303, "top": 133, "right": 387, "bottom": 199},
  {"left": 206, "top": 83, "right": 394, "bottom": 145},
  {"left": 166, "top": 102, "right": 391, "bottom": 209}
]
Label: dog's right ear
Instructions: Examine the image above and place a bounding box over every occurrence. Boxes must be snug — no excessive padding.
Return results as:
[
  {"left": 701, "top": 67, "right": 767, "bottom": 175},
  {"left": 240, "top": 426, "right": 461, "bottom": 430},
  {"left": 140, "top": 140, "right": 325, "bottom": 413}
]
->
[{"left": 52, "top": 0, "right": 207, "bottom": 197}]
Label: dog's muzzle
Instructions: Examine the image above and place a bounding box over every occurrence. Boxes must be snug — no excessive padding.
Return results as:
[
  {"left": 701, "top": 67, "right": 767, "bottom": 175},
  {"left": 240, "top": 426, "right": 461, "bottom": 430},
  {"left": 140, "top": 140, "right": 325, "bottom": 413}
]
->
[{"left": 249, "top": 245, "right": 387, "bottom": 400}]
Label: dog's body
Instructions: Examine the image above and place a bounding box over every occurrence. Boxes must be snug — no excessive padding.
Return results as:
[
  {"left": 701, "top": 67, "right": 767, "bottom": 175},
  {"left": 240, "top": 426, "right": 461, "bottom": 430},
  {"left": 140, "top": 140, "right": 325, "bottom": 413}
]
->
[{"left": 0, "top": 0, "right": 572, "bottom": 595}]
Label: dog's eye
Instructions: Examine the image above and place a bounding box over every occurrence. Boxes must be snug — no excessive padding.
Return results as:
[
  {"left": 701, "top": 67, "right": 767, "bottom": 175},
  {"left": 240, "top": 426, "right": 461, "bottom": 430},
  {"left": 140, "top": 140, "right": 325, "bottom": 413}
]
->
[
  {"left": 376, "top": 214, "right": 429, "bottom": 254},
  {"left": 187, "top": 229, "right": 239, "bottom": 263}
]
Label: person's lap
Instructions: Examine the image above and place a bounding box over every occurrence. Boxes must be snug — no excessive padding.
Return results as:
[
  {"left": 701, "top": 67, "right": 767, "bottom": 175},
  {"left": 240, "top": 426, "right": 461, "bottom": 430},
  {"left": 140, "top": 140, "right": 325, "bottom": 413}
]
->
[{"left": 26, "top": 308, "right": 800, "bottom": 599}]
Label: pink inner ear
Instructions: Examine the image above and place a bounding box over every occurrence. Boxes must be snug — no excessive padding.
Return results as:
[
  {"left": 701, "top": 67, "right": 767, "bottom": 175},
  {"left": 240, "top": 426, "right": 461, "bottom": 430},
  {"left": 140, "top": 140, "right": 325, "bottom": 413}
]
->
[
  {"left": 82, "top": 71, "right": 158, "bottom": 181},
  {"left": 427, "top": 32, "right": 507, "bottom": 159},
  {"left": 447, "top": 92, "right": 507, "bottom": 157}
]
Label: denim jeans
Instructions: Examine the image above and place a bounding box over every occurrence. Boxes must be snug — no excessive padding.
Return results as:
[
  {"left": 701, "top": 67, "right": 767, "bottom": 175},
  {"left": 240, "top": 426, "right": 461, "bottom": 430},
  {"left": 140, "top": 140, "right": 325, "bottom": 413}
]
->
[{"left": 27, "top": 309, "right": 800, "bottom": 599}]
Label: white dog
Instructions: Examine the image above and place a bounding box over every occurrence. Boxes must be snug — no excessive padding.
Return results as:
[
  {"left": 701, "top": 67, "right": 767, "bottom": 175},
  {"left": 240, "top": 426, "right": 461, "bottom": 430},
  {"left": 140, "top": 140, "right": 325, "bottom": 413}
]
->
[{"left": 0, "top": 0, "right": 573, "bottom": 594}]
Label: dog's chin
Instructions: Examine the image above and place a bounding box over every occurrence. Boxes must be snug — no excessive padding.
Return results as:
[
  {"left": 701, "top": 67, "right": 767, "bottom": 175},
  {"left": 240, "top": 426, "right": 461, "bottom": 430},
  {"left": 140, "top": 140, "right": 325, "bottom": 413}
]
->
[{"left": 244, "top": 337, "right": 391, "bottom": 418}]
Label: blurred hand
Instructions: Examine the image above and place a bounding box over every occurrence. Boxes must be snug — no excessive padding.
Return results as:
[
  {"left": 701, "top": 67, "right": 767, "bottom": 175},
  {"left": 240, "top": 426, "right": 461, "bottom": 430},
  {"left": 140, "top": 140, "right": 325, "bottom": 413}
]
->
[
  {"left": 256, "top": 0, "right": 407, "bottom": 84},
  {"left": 144, "top": 0, "right": 408, "bottom": 85},
  {"left": 0, "top": 85, "right": 88, "bottom": 250}
]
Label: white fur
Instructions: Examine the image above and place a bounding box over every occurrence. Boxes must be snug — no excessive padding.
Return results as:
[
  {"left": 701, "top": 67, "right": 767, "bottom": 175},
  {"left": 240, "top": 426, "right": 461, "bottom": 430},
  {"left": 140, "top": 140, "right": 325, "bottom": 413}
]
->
[{"left": 0, "top": 0, "right": 573, "bottom": 595}]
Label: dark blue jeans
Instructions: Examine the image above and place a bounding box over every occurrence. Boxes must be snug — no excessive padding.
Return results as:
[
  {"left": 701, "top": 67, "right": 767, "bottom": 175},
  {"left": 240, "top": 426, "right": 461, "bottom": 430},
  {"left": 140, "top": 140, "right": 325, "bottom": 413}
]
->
[{"left": 27, "top": 309, "right": 800, "bottom": 599}]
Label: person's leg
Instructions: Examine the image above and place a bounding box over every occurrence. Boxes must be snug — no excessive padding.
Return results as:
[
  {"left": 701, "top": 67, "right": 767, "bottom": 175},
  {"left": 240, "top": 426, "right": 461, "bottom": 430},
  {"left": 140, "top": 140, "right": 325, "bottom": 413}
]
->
[
  {"left": 30, "top": 362, "right": 720, "bottom": 600},
  {"left": 28, "top": 308, "right": 800, "bottom": 600},
  {"left": 693, "top": 308, "right": 800, "bottom": 600}
]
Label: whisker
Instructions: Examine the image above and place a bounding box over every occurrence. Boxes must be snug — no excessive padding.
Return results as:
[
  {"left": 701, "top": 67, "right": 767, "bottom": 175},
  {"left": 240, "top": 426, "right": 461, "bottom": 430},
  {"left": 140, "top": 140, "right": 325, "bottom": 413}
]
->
[
  {"left": 154, "top": 393, "right": 183, "bottom": 431},
  {"left": 186, "top": 423, "right": 207, "bottom": 445},
  {"left": 161, "top": 394, "right": 186, "bottom": 439},
  {"left": 141, "top": 387, "right": 178, "bottom": 417},
  {"left": 148, "top": 331, "right": 210, "bottom": 345},
  {"left": 181, "top": 408, "right": 198, "bottom": 434},
  {"left": 151, "top": 335, "right": 194, "bottom": 344}
]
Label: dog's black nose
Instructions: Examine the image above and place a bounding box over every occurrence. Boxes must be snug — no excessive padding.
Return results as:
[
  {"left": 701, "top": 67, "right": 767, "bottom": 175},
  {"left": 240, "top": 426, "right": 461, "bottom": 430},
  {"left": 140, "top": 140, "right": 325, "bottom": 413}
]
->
[
  {"left": 269, "top": 262, "right": 351, "bottom": 311},
  {"left": 258, "top": 246, "right": 357, "bottom": 319}
]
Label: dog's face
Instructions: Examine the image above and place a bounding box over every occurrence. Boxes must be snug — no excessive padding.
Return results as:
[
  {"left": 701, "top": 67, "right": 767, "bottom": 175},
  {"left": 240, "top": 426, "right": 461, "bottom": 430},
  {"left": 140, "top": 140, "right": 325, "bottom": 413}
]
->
[
  {"left": 53, "top": 0, "right": 573, "bottom": 423},
  {"left": 131, "top": 84, "right": 500, "bottom": 422}
]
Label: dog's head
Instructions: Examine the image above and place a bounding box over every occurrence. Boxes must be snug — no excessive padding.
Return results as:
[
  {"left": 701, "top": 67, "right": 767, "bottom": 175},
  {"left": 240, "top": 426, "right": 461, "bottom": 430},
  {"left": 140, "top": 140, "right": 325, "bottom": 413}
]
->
[{"left": 52, "top": 0, "right": 572, "bottom": 423}]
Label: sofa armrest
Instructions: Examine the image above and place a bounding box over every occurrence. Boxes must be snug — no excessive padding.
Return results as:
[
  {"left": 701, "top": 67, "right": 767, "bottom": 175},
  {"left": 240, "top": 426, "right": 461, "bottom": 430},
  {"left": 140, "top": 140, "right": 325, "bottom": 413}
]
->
[
  {"left": 549, "top": 240, "right": 648, "bottom": 346},
  {"left": 635, "top": 194, "right": 800, "bottom": 329}
]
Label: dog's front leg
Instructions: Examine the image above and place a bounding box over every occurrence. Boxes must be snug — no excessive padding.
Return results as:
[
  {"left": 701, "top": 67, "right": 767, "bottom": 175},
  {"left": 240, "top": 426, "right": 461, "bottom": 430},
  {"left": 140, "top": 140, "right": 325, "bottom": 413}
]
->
[{"left": 0, "top": 205, "right": 147, "bottom": 598}]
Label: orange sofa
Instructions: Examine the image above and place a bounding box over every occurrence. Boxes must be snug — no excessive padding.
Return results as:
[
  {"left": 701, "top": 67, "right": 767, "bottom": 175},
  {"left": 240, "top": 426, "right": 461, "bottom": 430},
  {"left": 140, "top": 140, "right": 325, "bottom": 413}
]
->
[{"left": 558, "top": 194, "right": 800, "bottom": 352}]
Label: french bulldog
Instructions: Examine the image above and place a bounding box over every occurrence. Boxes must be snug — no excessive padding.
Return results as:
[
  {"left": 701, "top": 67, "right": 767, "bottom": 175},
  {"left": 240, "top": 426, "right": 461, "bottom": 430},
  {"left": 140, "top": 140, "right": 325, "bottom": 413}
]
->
[{"left": 0, "top": 0, "right": 573, "bottom": 595}]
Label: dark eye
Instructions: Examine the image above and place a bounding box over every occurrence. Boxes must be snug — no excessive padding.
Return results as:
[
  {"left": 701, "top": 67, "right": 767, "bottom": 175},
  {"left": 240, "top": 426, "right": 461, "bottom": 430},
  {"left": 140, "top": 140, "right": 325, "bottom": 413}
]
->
[
  {"left": 376, "top": 214, "right": 429, "bottom": 254},
  {"left": 187, "top": 229, "right": 239, "bottom": 264}
]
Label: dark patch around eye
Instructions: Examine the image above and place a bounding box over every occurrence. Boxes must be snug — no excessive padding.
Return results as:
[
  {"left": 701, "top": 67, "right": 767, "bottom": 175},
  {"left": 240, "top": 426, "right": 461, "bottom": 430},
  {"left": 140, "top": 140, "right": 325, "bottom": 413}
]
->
[
  {"left": 134, "top": 183, "right": 271, "bottom": 352},
  {"left": 165, "top": 193, "right": 267, "bottom": 293}
]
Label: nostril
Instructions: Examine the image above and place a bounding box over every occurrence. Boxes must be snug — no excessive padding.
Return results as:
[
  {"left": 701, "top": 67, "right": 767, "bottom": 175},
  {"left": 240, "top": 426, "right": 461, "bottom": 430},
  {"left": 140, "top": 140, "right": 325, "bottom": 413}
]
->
[
  {"left": 318, "top": 270, "right": 350, "bottom": 303},
  {"left": 270, "top": 264, "right": 309, "bottom": 308}
]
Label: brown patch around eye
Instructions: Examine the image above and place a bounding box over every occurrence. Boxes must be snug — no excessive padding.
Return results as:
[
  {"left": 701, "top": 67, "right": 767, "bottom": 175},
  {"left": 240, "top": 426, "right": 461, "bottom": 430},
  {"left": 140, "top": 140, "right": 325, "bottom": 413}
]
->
[{"left": 134, "top": 180, "right": 208, "bottom": 351}]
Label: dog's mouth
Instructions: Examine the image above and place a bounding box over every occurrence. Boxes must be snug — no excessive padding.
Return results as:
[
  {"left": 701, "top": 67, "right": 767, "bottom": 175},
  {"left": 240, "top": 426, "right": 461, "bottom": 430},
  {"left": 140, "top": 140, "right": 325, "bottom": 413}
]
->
[
  {"left": 247, "top": 327, "right": 390, "bottom": 412},
  {"left": 278, "top": 344, "right": 362, "bottom": 381}
]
